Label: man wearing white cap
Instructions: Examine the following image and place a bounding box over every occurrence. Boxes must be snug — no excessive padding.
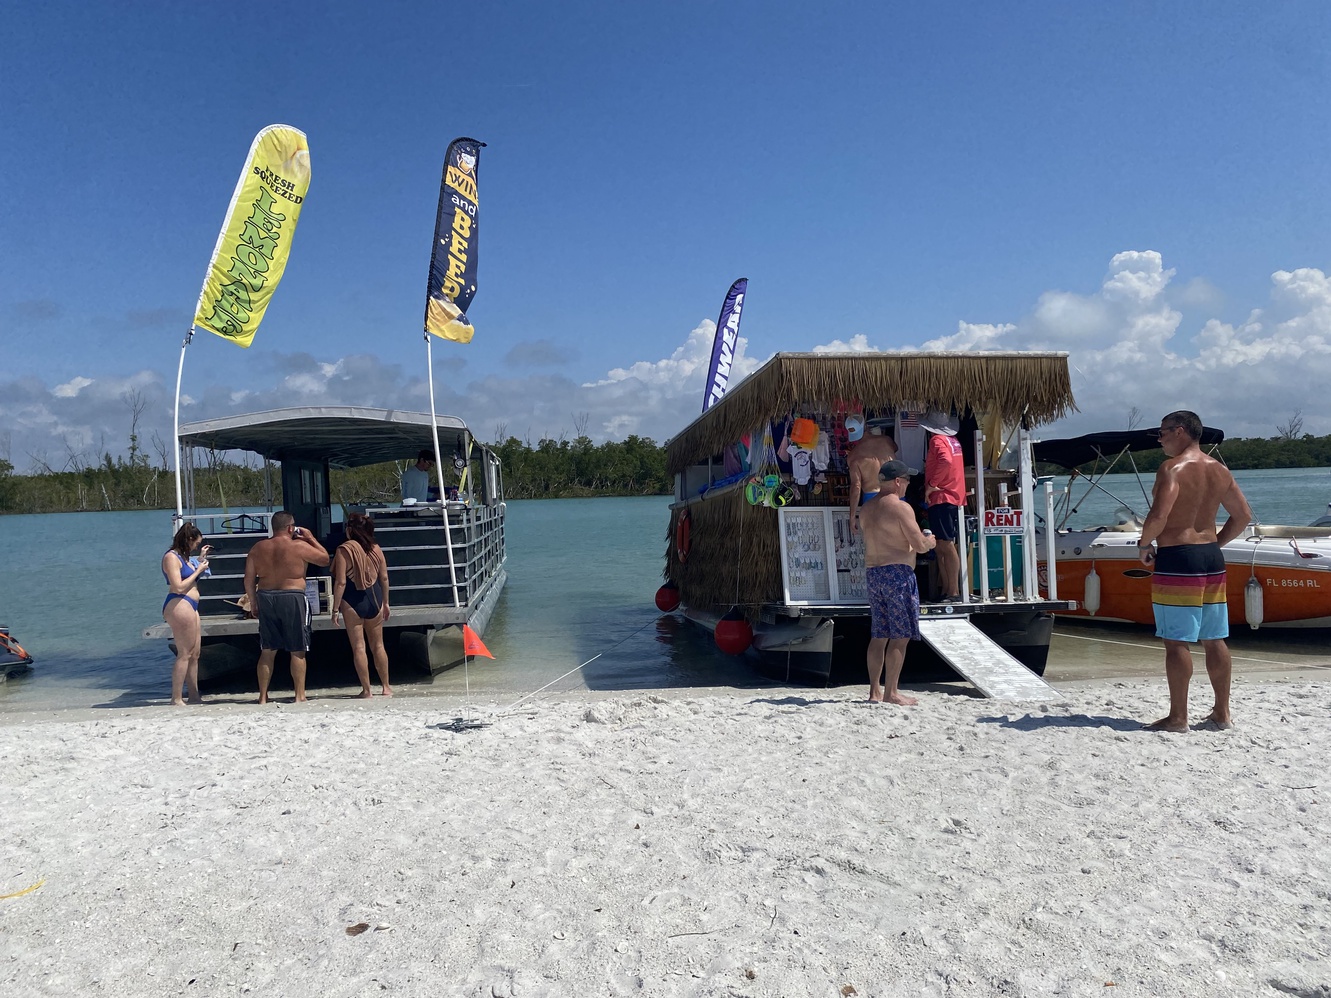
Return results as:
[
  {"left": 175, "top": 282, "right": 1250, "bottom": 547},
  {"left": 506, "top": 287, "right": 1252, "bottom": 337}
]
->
[
  {"left": 921, "top": 410, "right": 964, "bottom": 601},
  {"left": 846, "top": 414, "right": 898, "bottom": 536}
]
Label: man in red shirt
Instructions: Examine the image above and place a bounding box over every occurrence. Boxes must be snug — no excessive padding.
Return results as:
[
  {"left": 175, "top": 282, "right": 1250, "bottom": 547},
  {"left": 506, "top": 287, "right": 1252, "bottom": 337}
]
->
[{"left": 921, "top": 411, "right": 965, "bottom": 601}]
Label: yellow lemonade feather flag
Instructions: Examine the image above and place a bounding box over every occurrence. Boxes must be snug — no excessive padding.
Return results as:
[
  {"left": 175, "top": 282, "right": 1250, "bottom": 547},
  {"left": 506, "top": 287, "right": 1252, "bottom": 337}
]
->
[{"left": 193, "top": 124, "right": 311, "bottom": 348}]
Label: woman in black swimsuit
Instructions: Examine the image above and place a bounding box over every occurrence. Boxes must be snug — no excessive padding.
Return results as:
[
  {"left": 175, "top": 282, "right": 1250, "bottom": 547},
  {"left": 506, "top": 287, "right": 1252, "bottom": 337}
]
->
[
  {"left": 161, "top": 522, "right": 210, "bottom": 705},
  {"left": 332, "top": 514, "right": 392, "bottom": 697}
]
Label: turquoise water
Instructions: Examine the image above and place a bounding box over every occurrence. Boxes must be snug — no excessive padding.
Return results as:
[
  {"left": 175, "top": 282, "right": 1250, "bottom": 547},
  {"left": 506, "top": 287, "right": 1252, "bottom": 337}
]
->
[
  {"left": 1047, "top": 466, "right": 1330, "bottom": 529},
  {"left": 1, "top": 469, "right": 1327, "bottom": 713},
  {"left": 0, "top": 497, "right": 760, "bottom": 713}
]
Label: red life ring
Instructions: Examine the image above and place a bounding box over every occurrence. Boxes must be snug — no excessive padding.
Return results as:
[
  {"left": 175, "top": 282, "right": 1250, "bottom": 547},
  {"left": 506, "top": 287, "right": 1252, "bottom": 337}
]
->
[{"left": 675, "top": 509, "right": 692, "bottom": 564}]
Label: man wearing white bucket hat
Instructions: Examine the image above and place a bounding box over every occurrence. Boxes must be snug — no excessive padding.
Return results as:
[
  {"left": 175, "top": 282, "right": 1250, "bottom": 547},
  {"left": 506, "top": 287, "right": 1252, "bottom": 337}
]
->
[
  {"left": 921, "top": 410, "right": 964, "bottom": 601},
  {"left": 846, "top": 414, "right": 898, "bottom": 535}
]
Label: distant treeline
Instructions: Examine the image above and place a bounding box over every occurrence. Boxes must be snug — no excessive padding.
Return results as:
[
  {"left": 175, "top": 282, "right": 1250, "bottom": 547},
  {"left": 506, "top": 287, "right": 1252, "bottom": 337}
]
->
[
  {"left": 7, "top": 431, "right": 1327, "bottom": 515},
  {"left": 1037, "top": 433, "right": 1331, "bottom": 477},
  {"left": 0, "top": 434, "right": 672, "bottom": 515}
]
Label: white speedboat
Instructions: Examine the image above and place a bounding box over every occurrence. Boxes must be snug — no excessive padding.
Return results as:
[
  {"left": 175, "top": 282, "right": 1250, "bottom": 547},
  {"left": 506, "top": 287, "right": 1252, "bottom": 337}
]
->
[{"left": 1034, "top": 429, "right": 1331, "bottom": 629}]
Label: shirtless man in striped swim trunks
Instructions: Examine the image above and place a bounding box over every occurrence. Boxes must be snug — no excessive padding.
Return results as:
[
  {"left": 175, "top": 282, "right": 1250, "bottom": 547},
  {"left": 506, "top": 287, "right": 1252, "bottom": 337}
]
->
[
  {"left": 860, "top": 459, "right": 936, "bottom": 705},
  {"left": 1137, "top": 411, "right": 1253, "bottom": 732}
]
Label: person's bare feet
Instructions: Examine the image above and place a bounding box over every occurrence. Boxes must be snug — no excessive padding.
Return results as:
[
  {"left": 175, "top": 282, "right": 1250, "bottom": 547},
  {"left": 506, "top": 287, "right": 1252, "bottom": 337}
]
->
[
  {"left": 170, "top": 698, "right": 185, "bottom": 707},
  {"left": 868, "top": 686, "right": 883, "bottom": 703},
  {"left": 884, "top": 692, "right": 918, "bottom": 706},
  {"left": 356, "top": 689, "right": 373, "bottom": 700},
  {"left": 294, "top": 695, "right": 308, "bottom": 703},
  {"left": 380, "top": 687, "right": 393, "bottom": 697},
  {"left": 1197, "top": 710, "right": 1234, "bottom": 730},
  {"left": 187, "top": 696, "right": 203, "bottom": 705},
  {"left": 1144, "top": 715, "right": 1189, "bottom": 732},
  {"left": 258, "top": 694, "right": 270, "bottom": 705}
]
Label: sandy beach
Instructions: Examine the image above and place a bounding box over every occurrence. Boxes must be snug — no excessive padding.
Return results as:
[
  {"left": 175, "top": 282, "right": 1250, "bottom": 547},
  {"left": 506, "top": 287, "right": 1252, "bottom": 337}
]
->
[{"left": 1, "top": 677, "right": 1327, "bottom": 997}]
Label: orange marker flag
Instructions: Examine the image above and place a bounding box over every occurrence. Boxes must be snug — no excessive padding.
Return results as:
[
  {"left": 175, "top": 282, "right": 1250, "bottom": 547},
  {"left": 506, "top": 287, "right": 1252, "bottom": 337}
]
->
[{"left": 462, "top": 624, "right": 494, "bottom": 659}]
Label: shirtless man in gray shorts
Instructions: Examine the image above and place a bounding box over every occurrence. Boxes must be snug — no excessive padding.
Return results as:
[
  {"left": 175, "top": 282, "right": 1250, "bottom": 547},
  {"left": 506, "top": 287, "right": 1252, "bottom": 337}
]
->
[{"left": 244, "top": 510, "right": 331, "bottom": 703}]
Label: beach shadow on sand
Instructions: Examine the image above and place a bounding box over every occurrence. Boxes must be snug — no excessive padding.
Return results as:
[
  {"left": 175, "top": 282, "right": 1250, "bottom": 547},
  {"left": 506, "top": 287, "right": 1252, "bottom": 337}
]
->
[
  {"left": 976, "top": 713, "right": 1143, "bottom": 732},
  {"left": 749, "top": 695, "right": 844, "bottom": 708}
]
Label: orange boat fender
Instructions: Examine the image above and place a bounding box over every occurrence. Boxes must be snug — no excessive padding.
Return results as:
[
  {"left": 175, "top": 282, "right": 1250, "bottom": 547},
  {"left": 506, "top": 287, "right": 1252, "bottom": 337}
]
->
[{"left": 675, "top": 509, "right": 691, "bottom": 564}]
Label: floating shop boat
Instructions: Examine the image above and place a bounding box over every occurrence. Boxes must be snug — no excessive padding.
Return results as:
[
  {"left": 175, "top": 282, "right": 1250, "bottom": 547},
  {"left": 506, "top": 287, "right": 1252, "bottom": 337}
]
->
[
  {"left": 1035, "top": 428, "right": 1331, "bottom": 629},
  {"left": 660, "top": 351, "right": 1080, "bottom": 688},
  {"left": 141, "top": 406, "right": 506, "bottom": 685}
]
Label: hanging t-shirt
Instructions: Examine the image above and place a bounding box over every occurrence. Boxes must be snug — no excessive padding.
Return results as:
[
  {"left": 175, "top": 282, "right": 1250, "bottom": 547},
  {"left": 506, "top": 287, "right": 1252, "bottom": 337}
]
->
[
  {"left": 811, "top": 428, "right": 830, "bottom": 474},
  {"left": 895, "top": 407, "right": 927, "bottom": 469},
  {"left": 772, "top": 418, "right": 794, "bottom": 474},
  {"left": 789, "top": 446, "right": 814, "bottom": 485}
]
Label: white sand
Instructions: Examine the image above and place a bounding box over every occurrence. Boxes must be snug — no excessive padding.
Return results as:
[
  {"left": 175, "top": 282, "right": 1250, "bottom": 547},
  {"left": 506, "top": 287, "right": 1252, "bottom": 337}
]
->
[{"left": 1, "top": 680, "right": 1328, "bottom": 997}]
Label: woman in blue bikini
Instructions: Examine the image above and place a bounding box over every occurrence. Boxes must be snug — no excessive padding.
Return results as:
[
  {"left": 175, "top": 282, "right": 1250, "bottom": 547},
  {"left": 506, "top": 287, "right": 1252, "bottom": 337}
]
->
[{"left": 161, "top": 522, "right": 211, "bottom": 705}]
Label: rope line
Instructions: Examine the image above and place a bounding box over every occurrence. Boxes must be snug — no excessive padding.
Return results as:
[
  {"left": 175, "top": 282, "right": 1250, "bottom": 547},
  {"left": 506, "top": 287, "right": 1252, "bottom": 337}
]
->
[{"left": 490, "top": 613, "right": 662, "bottom": 716}]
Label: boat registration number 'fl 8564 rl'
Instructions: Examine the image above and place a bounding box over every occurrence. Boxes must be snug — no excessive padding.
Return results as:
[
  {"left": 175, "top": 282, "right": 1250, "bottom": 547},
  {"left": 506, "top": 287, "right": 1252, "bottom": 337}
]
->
[
  {"left": 1268, "top": 577, "right": 1322, "bottom": 588},
  {"left": 983, "top": 507, "right": 1024, "bottom": 534}
]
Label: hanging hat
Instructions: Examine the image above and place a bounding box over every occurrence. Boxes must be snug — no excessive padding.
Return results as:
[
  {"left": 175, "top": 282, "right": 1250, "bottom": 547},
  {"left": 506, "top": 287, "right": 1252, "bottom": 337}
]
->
[
  {"left": 845, "top": 415, "right": 864, "bottom": 442},
  {"left": 919, "top": 410, "right": 957, "bottom": 435}
]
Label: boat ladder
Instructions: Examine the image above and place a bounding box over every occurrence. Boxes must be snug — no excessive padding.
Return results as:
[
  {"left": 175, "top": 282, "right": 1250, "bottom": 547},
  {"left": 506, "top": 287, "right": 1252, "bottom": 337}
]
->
[{"left": 916, "top": 617, "right": 1062, "bottom": 702}]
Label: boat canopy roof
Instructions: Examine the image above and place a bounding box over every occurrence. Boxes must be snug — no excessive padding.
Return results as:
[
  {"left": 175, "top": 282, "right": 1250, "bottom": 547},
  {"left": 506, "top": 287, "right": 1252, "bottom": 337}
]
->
[
  {"left": 1033, "top": 427, "right": 1225, "bottom": 469},
  {"left": 177, "top": 406, "right": 474, "bottom": 469},
  {"left": 666, "top": 351, "right": 1076, "bottom": 475}
]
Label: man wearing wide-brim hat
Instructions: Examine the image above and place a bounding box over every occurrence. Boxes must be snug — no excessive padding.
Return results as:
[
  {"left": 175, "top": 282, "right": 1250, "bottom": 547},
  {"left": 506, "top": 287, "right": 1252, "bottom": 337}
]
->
[{"left": 920, "top": 410, "right": 964, "bottom": 601}]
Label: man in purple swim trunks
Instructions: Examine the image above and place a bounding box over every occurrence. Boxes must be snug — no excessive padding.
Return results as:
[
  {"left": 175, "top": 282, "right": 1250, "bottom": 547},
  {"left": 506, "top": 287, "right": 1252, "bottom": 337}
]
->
[
  {"left": 1137, "top": 410, "right": 1252, "bottom": 732},
  {"left": 860, "top": 459, "right": 936, "bottom": 705}
]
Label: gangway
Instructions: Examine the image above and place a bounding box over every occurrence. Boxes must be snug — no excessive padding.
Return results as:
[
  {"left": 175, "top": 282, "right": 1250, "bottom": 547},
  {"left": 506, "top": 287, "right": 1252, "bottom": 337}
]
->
[{"left": 916, "top": 617, "right": 1063, "bottom": 702}]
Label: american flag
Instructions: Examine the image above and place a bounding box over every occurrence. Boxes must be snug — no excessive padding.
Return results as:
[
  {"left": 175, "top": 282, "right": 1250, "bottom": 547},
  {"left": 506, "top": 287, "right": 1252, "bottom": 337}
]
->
[{"left": 898, "top": 410, "right": 921, "bottom": 428}]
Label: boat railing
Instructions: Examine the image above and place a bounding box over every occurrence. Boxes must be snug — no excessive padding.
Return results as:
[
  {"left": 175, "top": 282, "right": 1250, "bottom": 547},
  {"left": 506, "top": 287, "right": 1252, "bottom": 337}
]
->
[
  {"left": 188, "top": 502, "right": 505, "bottom": 619},
  {"left": 370, "top": 502, "right": 506, "bottom": 610}
]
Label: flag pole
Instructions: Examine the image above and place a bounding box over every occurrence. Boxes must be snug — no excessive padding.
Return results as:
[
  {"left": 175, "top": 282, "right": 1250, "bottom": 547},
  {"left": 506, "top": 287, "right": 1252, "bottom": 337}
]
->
[
  {"left": 172, "top": 326, "right": 195, "bottom": 523},
  {"left": 425, "top": 334, "right": 461, "bottom": 607}
]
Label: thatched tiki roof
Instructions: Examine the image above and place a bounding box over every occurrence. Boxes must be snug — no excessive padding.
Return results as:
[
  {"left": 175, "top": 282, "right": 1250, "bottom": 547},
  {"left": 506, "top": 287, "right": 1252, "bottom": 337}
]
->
[
  {"left": 666, "top": 352, "right": 1076, "bottom": 475},
  {"left": 666, "top": 493, "right": 782, "bottom": 617}
]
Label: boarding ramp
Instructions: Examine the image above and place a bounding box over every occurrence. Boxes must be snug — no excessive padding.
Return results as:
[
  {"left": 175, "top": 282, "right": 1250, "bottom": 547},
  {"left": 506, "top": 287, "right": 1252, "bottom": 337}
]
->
[{"left": 917, "top": 617, "right": 1063, "bottom": 702}]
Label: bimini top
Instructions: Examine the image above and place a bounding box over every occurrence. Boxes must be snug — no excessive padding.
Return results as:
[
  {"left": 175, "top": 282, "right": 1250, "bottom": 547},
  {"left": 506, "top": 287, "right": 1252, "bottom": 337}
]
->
[
  {"left": 178, "top": 406, "right": 473, "bottom": 469},
  {"left": 1033, "top": 426, "right": 1225, "bottom": 470},
  {"left": 665, "top": 351, "right": 1077, "bottom": 475}
]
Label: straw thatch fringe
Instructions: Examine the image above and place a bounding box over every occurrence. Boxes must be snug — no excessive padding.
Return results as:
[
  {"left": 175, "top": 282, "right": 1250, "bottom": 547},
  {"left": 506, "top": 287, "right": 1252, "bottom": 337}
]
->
[
  {"left": 667, "top": 352, "right": 1076, "bottom": 474},
  {"left": 665, "top": 493, "right": 782, "bottom": 620}
]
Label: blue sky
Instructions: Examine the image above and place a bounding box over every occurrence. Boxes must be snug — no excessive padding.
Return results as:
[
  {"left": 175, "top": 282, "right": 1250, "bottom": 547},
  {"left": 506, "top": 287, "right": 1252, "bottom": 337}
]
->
[{"left": 3, "top": 1, "right": 1329, "bottom": 469}]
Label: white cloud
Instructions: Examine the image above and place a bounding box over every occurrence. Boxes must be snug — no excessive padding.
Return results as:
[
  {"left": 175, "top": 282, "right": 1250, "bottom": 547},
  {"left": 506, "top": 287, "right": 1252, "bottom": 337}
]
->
[
  {"left": 52, "top": 376, "right": 93, "bottom": 398},
  {"left": 812, "top": 334, "right": 878, "bottom": 353},
  {"left": 1101, "top": 250, "right": 1175, "bottom": 304},
  {"left": 5, "top": 252, "right": 1331, "bottom": 468}
]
